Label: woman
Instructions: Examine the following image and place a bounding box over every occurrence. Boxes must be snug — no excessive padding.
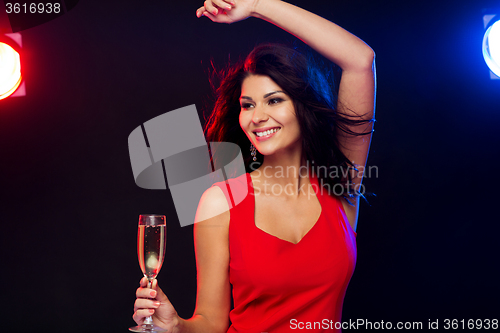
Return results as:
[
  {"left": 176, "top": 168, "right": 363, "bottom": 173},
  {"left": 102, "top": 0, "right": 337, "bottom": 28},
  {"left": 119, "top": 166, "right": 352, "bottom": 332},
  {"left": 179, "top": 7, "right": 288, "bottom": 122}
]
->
[{"left": 133, "top": 0, "right": 375, "bottom": 331}]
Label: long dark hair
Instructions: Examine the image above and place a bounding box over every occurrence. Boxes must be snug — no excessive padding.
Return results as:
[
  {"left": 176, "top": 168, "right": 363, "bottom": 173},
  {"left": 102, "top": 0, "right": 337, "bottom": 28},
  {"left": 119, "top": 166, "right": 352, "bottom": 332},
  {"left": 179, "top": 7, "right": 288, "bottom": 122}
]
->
[{"left": 204, "top": 44, "right": 373, "bottom": 198}]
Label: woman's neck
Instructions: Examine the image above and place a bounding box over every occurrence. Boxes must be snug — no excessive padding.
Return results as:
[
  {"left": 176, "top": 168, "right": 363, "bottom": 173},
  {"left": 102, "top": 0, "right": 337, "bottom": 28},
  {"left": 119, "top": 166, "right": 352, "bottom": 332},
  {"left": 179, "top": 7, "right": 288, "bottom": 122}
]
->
[{"left": 251, "top": 147, "right": 311, "bottom": 196}]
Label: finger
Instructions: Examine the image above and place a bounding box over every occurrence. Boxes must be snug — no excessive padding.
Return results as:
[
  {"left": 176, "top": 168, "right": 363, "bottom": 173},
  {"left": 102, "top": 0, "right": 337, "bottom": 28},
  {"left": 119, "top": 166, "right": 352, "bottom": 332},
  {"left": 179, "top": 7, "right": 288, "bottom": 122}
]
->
[
  {"left": 204, "top": 0, "right": 219, "bottom": 16},
  {"left": 200, "top": 10, "right": 218, "bottom": 22},
  {"left": 196, "top": 6, "right": 205, "bottom": 18},
  {"left": 211, "top": 0, "right": 233, "bottom": 11},
  {"left": 134, "top": 298, "right": 162, "bottom": 312},
  {"left": 133, "top": 308, "right": 156, "bottom": 324},
  {"left": 196, "top": 2, "right": 232, "bottom": 18},
  {"left": 139, "top": 277, "right": 148, "bottom": 287},
  {"left": 150, "top": 279, "right": 170, "bottom": 303},
  {"left": 136, "top": 286, "right": 157, "bottom": 299}
]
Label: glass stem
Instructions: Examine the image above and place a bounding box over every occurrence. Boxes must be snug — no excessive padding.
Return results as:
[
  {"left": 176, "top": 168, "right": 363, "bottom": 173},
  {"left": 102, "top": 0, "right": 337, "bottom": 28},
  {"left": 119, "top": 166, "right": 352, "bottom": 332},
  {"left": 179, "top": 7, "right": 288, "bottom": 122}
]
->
[{"left": 143, "top": 279, "right": 154, "bottom": 326}]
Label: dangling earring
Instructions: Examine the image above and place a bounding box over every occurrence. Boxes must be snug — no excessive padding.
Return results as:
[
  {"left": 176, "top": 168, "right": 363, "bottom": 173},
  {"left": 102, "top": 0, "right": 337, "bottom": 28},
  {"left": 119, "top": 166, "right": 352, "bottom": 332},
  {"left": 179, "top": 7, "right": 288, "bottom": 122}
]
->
[{"left": 250, "top": 143, "right": 257, "bottom": 161}]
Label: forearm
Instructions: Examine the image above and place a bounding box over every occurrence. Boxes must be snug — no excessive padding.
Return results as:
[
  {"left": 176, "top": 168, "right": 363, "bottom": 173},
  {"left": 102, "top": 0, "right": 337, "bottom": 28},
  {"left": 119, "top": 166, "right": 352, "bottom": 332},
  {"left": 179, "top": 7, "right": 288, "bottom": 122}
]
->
[
  {"left": 251, "top": 0, "right": 374, "bottom": 70},
  {"left": 174, "top": 314, "right": 228, "bottom": 333}
]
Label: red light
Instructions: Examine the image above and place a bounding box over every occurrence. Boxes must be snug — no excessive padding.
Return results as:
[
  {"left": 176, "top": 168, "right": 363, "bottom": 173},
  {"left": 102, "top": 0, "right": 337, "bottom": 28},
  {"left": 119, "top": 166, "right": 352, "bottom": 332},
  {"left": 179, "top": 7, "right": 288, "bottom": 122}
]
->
[{"left": 0, "top": 41, "right": 22, "bottom": 100}]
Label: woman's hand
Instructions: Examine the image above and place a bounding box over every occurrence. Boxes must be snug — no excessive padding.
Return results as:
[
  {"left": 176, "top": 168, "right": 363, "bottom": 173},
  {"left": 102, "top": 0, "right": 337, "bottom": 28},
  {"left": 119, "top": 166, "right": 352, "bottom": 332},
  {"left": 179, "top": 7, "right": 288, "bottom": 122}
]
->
[
  {"left": 195, "top": 0, "right": 261, "bottom": 24},
  {"left": 133, "top": 277, "right": 180, "bottom": 331}
]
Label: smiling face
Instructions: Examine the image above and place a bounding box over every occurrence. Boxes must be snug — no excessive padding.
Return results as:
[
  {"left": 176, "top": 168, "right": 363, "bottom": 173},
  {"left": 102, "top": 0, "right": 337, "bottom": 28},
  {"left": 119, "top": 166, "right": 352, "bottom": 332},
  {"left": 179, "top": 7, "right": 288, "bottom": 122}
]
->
[{"left": 239, "top": 74, "right": 302, "bottom": 158}]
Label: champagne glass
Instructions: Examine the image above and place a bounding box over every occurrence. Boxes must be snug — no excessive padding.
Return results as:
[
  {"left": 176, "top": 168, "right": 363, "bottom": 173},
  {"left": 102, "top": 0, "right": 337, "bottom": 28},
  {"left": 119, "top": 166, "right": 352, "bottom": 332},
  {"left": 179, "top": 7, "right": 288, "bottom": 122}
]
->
[{"left": 129, "top": 214, "right": 167, "bottom": 333}]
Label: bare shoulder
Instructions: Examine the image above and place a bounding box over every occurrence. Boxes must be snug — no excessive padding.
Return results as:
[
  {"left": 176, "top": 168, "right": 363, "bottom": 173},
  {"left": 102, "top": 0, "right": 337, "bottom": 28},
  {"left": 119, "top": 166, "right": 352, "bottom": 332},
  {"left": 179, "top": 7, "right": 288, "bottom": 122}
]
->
[
  {"left": 195, "top": 185, "right": 230, "bottom": 225},
  {"left": 194, "top": 185, "right": 230, "bottom": 246},
  {"left": 193, "top": 185, "right": 230, "bottom": 269}
]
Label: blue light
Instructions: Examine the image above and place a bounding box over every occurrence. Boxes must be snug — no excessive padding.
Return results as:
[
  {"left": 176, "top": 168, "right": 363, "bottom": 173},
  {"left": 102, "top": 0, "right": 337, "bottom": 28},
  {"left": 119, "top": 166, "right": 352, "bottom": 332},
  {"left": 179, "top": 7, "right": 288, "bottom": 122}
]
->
[{"left": 483, "top": 18, "right": 500, "bottom": 78}]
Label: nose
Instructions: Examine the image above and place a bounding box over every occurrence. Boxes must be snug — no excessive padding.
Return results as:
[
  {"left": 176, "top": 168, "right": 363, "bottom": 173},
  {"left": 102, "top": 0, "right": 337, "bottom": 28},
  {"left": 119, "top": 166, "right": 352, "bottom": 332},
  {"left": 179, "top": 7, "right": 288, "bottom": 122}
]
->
[{"left": 251, "top": 104, "right": 269, "bottom": 124}]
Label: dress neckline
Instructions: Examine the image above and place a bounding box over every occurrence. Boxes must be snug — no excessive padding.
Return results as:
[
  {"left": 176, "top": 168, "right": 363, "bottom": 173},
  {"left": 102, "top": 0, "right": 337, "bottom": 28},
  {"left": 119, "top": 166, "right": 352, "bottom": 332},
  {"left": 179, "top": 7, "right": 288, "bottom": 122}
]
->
[{"left": 247, "top": 172, "right": 323, "bottom": 245}]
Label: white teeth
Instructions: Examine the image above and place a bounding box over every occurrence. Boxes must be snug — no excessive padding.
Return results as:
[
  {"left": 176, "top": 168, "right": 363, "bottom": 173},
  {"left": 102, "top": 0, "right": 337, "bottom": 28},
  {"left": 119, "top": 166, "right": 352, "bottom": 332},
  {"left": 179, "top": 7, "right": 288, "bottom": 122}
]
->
[{"left": 255, "top": 128, "right": 280, "bottom": 137}]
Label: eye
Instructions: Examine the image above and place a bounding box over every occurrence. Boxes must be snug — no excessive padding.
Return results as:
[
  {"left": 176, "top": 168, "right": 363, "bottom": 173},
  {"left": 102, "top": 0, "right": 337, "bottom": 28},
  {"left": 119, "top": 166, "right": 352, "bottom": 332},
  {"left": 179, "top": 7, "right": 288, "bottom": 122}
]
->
[
  {"left": 268, "top": 98, "right": 283, "bottom": 105},
  {"left": 240, "top": 103, "right": 254, "bottom": 110}
]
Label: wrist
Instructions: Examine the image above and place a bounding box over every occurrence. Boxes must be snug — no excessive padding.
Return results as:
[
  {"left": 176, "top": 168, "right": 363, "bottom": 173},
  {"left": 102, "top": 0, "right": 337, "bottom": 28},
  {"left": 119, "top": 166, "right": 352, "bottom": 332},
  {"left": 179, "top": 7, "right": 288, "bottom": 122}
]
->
[
  {"left": 251, "top": 0, "right": 277, "bottom": 20},
  {"left": 171, "top": 315, "right": 183, "bottom": 333}
]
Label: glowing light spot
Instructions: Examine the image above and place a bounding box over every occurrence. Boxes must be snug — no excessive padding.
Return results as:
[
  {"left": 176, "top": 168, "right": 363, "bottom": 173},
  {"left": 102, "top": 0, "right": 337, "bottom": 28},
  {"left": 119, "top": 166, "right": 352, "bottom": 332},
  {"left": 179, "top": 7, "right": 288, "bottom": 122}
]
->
[
  {"left": 483, "top": 20, "right": 500, "bottom": 78},
  {"left": 146, "top": 254, "right": 158, "bottom": 269},
  {"left": 0, "top": 42, "right": 22, "bottom": 101}
]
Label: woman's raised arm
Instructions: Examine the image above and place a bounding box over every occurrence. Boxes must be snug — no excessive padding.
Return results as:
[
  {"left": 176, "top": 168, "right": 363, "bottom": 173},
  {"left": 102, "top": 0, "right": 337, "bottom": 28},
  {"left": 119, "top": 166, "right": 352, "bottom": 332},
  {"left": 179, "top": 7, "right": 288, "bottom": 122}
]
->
[{"left": 197, "top": 0, "right": 376, "bottom": 229}]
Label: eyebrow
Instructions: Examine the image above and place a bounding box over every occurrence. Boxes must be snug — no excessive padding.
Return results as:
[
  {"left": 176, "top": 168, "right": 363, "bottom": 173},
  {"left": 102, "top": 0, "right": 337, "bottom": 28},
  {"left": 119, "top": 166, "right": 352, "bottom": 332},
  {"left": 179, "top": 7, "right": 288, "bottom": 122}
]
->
[{"left": 240, "top": 90, "right": 284, "bottom": 101}]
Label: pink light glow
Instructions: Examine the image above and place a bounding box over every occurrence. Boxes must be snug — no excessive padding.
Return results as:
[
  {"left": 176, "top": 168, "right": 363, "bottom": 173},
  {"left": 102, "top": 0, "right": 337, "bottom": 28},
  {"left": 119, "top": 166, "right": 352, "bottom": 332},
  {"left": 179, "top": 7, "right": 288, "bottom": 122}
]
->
[{"left": 0, "top": 42, "right": 22, "bottom": 101}]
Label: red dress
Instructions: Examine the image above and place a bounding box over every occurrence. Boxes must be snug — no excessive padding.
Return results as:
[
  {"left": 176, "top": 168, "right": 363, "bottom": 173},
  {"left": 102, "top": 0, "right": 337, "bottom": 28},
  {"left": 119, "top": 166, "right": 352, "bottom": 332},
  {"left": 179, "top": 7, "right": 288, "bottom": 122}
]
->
[{"left": 213, "top": 172, "right": 357, "bottom": 332}]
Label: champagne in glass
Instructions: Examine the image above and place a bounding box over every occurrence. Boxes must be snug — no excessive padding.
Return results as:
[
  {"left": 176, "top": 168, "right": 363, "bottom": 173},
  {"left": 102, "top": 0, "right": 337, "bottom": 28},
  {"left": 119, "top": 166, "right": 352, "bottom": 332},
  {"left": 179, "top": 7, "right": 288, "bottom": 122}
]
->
[
  {"left": 129, "top": 214, "right": 167, "bottom": 333},
  {"left": 138, "top": 223, "right": 166, "bottom": 280}
]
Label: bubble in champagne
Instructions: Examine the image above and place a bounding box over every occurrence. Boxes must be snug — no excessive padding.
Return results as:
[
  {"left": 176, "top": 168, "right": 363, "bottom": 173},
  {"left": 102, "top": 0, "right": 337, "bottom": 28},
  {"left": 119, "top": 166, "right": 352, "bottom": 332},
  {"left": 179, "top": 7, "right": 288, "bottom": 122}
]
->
[{"left": 146, "top": 253, "right": 158, "bottom": 269}]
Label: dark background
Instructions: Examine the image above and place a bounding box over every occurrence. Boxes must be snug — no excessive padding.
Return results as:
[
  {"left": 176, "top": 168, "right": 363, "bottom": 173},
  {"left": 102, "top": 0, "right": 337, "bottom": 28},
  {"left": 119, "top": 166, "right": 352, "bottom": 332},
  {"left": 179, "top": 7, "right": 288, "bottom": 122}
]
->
[{"left": 1, "top": 0, "right": 499, "bottom": 332}]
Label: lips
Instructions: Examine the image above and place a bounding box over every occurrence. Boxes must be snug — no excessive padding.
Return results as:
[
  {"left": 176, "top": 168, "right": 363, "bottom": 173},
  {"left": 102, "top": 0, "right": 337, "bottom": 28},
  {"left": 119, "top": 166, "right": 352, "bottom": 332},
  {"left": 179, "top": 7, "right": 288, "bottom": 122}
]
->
[
  {"left": 253, "top": 127, "right": 281, "bottom": 141},
  {"left": 253, "top": 127, "right": 281, "bottom": 137}
]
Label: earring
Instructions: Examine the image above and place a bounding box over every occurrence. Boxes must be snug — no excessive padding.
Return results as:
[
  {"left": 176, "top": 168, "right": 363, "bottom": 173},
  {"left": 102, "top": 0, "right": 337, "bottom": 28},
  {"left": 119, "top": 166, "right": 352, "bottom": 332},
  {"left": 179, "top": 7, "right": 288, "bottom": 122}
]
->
[{"left": 250, "top": 144, "right": 257, "bottom": 161}]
